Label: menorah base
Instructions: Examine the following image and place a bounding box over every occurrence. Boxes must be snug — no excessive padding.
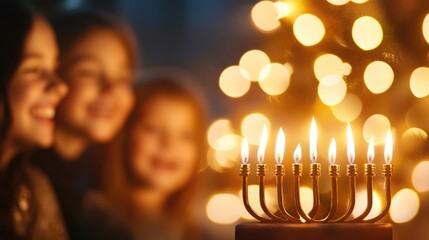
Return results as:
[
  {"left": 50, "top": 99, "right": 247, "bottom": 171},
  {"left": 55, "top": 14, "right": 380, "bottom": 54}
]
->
[{"left": 236, "top": 222, "right": 392, "bottom": 240}]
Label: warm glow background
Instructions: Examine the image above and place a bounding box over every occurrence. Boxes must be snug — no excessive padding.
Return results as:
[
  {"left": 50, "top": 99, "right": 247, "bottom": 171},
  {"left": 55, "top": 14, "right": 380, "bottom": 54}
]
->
[{"left": 33, "top": 0, "right": 429, "bottom": 239}]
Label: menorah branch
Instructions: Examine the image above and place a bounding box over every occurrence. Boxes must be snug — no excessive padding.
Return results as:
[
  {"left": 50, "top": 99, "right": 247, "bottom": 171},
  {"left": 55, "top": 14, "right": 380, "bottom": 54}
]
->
[
  {"left": 275, "top": 165, "right": 301, "bottom": 223},
  {"left": 257, "top": 164, "right": 286, "bottom": 222},
  {"left": 240, "top": 164, "right": 270, "bottom": 222}
]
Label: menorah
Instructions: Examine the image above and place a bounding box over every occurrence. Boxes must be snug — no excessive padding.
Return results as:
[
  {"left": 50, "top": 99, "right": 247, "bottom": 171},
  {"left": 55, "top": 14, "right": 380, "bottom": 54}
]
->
[{"left": 236, "top": 118, "right": 393, "bottom": 240}]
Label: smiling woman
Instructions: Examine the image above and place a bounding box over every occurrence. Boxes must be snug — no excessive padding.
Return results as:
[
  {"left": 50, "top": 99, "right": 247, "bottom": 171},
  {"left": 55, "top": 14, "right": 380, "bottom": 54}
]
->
[
  {"left": 0, "top": 2, "right": 68, "bottom": 239},
  {"left": 29, "top": 9, "right": 137, "bottom": 240}
]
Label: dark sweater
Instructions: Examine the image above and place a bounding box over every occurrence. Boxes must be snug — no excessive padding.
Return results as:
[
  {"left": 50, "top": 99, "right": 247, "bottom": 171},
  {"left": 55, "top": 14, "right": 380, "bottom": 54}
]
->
[{"left": 31, "top": 148, "right": 132, "bottom": 240}]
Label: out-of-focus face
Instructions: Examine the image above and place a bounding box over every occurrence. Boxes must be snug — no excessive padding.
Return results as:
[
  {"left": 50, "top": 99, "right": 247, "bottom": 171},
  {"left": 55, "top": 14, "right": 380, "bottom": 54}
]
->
[
  {"left": 57, "top": 29, "right": 134, "bottom": 143},
  {"left": 127, "top": 96, "right": 199, "bottom": 195},
  {"left": 8, "top": 16, "right": 68, "bottom": 148}
]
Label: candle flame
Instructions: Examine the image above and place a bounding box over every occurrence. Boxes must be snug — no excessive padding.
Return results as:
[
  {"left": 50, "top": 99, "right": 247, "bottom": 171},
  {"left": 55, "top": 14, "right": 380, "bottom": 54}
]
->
[
  {"left": 329, "top": 138, "right": 336, "bottom": 165},
  {"left": 241, "top": 137, "right": 249, "bottom": 164},
  {"left": 347, "top": 122, "right": 355, "bottom": 164},
  {"left": 275, "top": 128, "right": 286, "bottom": 165},
  {"left": 257, "top": 125, "right": 268, "bottom": 164},
  {"left": 384, "top": 130, "right": 393, "bottom": 164},
  {"left": 309, "top": 117, "right": 317, "bottom": 163},
  {"left": 367, "top": 137, "right": 374, "bottom": 163},
  {"left": 294, "top": 144, "right": 302, "bottom": 163}
]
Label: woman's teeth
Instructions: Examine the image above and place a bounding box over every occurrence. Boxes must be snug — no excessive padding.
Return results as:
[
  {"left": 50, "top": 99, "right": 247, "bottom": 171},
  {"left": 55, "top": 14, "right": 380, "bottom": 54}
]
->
[{"left": 32, "top": 107, "right": 55, "bottom": 119}]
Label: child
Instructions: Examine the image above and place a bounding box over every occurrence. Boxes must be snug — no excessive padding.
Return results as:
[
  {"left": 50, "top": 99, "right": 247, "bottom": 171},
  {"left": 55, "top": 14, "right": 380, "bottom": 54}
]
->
[{"left": 99, "top": 70, "right": 206, "bottom": 240}]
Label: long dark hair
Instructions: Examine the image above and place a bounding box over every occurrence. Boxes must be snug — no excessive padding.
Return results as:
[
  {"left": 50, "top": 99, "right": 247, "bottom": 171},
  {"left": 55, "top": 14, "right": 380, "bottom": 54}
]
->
[
  {"left": 0, "top": 2, "right": 35, "bottom": 140},
  {"left": 0, "top": 2, "right": 38, "bottom": 239}
]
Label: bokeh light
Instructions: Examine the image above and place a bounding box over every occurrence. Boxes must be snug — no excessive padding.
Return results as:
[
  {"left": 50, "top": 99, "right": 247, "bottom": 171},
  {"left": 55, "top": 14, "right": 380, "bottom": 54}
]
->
[
  {"left": 352, "top": 16, "right": 383, "bottom": 51},
  {"left": 331, "top": 93, "right": 362, "bottom": 122},
  {"left": 213, "top": 134, "right": 242, "bottom": 152},
  {"left": 206, "top": 193, "right": 242, "bottom": 224},
  {"left": 241, "top": 113, "right": 271, "bottom": 145},
  {"left": 406, "top": 99, "right": 429, "bottom": 131},
  {"left": 326, "top": 0, "right": 350, "bottom": 6},
  {"left": 412, "top": 161, "right": 429, "bottom": 192},
  {"left": 401, "top": 128, "right": 428, "bottom": 157},
  {"left": 423, "top": 13, "right": 429, "bottom": 45},
  {"left": 364, "top": 61, "right": 394, "bottom": 94},
  {"left": 390, "top": 188, "right": 420, "bottom": 224},
  {"left": 239, "top": 185, "right": 276, "bottom": 219},
  {"left": 207, "top": 119, "right": 234, "bottom": 150},
  {"left": 314, "top": 54, "right": 345, "bottom": 81},
  {"left": 251, "top": 1, "right": 280, "bottom": 32},
  {"left": 410, "top": 67, "right": 429, "bottom": 98},
  {"left": 318, "top": 75, "right": 347, "bottom": 106},
  {"left": 275, "top": 1, "right": 292, "bottom": 19},
  {"left": 342, "top": 62, "right": 352, "bottom": 76},
  {"left": 362, "top": 114, "right": 391, "bottom": 145},
  {"left": 284, "top": 62, "right": 294, "bottom": 74},
  {"left": 219, "top": 66, "right": 251, "bottom": 98},
  {"left": 259, "top": 63, "right": 291, "bottom": 95},
  {"left": 351, "top": 0, "right": 369, "bottom": 3},
  {"left": 239, "top": 49, "right": 271, "bottom": 82},
  {"left": 352, "top": 190, "right": 382, "bottom": 220},
  {"left": 214, "top": 135, "right": 242, "bottom": 170},
  {"left": 293, "top": 14, "right": 325, "bottom": 46},
  {"left": 300, "top": 187, "right": 314, "bottom": 213}
]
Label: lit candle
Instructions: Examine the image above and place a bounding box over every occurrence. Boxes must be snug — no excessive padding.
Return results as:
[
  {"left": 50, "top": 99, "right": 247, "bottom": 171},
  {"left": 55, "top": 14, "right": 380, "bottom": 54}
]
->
[
  {"left": 241, "top": 137, "right": 249, "bottom": 165},
  {"left": 309, "top": 117, "right": 317, "bottom": 163},
  {"left": 276, "top": 128, "right": 286, "bottom": 165},
  {"left": 292, "top": 144, "right": 302, "bottom": 177},
  {"left": 384, "top": 130, "right": 393, "bottom": 164},
  {"left": 329, "top": 138, "right": 336, "bottom": 165},
  {"left": 367, "top": 137, "right": 374, "bottom": 163},
  {"left": 294, "top": 144, "right": 302, "bottom": 163},
  {"left": 347, "top": 122, "right": 355, "bottom": 164},
  {"left": 258, "top": 125, "right": 268, "bottom": 164}
]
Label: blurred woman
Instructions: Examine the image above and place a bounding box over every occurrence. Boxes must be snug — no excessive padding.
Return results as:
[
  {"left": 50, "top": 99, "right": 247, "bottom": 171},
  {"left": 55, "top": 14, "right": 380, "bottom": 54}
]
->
[
  {"left": 31, "top": 9, "right": 136, "bottom": 239},
  {"left": 98, "top": 70, "right": 206, "bottom": 240},
  {"left": 0, "top": 2, "right": 68, "bottom": 239}
]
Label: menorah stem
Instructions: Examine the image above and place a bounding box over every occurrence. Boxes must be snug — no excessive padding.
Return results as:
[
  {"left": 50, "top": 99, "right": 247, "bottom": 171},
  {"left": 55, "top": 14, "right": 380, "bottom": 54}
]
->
[
  {"left": 349, "top": 163, "right": 375, "bottom": 223},
  {"left": 316, "top": 165, "right": 339, "bottom": 222},
  {"left": 275, "top": 174, "right": 301, "bottom": 223},
  {"left": 292, "top": 163, "right": 314, "bottom": 222},
  {"left": 332, "top": 164, "right": 357, "bottom": 223},
  {"left": 240, "top": 164, "right": 270, "bottom": 222},
  {"left": 308, "top": 163, "right": 321, "bottom": 218},
  {"left": 364, "top": 164, "right": 393, "bottom": 223},
  {"left": 307, "top": 165, "right": 339, "bottom": 223},
  {"left": 294, "top": 176, "right": 314, "bottom": 222},
  {"left": 257, "top": 164, "right": 286, "bottom": 222}
]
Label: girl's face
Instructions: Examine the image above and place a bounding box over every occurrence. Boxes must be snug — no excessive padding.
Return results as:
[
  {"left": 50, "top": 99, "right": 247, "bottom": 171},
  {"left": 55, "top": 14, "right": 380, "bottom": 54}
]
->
[
  {"left": 8, "top": 17, "right": 67, "bottom": 148},
  {"left": 127, "top": 96, "right": 199, "bottom": 194},
  {"left": 57, "top": 29, "right": 134, "bottom": 143}
]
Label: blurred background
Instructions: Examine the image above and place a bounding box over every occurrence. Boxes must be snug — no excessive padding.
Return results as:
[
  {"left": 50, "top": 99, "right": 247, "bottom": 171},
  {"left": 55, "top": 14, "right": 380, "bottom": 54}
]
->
[{"left": 29, "top": 0, "right": 429, "bottom": 239}]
